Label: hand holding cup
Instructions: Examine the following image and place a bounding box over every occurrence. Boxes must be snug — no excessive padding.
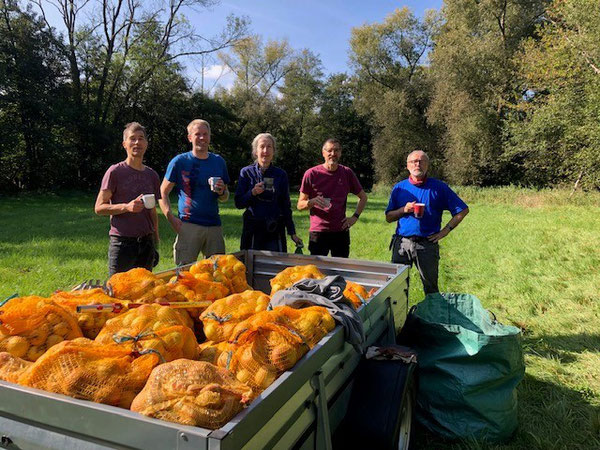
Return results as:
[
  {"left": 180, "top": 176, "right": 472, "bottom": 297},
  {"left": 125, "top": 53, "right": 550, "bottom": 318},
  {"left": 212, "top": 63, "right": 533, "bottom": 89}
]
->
[
  {"left": 252, "top": 181, "right": 265, "bottom": 196},
  {"left": 127, "top": 195, "right": 145, "bottom": 213}
]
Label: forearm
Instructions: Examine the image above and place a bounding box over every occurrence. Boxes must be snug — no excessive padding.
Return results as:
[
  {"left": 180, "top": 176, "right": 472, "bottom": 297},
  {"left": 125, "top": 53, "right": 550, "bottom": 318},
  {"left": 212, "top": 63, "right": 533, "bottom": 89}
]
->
[
  {"left": 385, "top": 208, "right": 409, "bottom": 223},
  {"left": 297, "top": 197, "right": 313, "bottom": 211},
  {"left": 95, "top": 203, "right": 128, "bottom": 216},
  {"left": 353, "top": 193, "right": 367, "bottom": 216},
  {"left": 445, "top": 208, "right": 469, "bottom": 231},
  {"left": 158, "top": 197, "right": 174, "bottom": 220}
]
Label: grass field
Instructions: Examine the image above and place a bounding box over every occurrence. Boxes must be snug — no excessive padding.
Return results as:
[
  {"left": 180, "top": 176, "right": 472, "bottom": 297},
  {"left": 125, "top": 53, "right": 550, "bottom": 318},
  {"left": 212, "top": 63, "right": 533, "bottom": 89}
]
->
[{"left": 1, "top": 187, "right": 599, "bottom": 449}]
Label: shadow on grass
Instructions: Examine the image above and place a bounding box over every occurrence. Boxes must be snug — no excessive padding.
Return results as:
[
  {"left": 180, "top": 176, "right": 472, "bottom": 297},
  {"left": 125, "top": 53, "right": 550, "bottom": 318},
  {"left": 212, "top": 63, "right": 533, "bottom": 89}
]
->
[
  {"left": 412, "top": 373, "right": 600, "bottom": 449},
  {"left": 521, "top": 333, "right": 600, "bottom": 365},
  {"left": 525, "top": 333, "right": 600, "bottom": 353}
]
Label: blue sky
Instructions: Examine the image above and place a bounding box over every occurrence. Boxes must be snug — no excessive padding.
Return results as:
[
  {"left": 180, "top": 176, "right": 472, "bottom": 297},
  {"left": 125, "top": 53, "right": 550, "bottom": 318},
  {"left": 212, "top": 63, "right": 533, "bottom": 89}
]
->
[{"left": 186, "top": 0, "right": 443, "bottom": 90}]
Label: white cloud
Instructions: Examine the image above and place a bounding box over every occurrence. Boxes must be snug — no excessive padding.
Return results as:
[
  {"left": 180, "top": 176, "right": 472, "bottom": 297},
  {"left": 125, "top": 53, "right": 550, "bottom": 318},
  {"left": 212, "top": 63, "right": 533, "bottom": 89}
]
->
[{"left": 202, "top": 64, "right": 231, "bottom": 79}]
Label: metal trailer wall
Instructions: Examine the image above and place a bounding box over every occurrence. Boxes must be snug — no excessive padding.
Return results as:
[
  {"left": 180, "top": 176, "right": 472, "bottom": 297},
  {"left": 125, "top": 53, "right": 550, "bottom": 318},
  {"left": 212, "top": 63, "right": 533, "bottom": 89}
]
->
[{"left": 0, "top": 251, "right": 409, "bottom": 450}]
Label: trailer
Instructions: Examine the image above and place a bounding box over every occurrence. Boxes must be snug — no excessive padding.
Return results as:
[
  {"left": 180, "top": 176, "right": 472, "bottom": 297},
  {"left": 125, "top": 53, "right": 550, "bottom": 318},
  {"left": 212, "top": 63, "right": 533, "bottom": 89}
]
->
[{"left": 0, "top": 251, "right": 412, "bottom": 450}]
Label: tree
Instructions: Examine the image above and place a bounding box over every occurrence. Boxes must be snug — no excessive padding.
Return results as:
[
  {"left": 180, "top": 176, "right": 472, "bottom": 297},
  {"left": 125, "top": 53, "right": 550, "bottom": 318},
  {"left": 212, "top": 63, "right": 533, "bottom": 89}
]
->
[
  {"left": 427, "top": 0, "right": 548, "bottom": 185},
  {"left": 505, "top": 0, "right": 600, "bottom": 189},
  {"left": 0, "top": 1, "right": 67, "bottom": 190},
  {"left": 317, "top": 74, "right": 373, "bottom": 188},
  {"left": 349, "top": 7, "right": 441, "bottom": 184},
  {"left": 30, "top": 0, "right": 248, "bottom": 185},
  {"left": 277, "top": 49, "right": 324, "bottom": 183}
]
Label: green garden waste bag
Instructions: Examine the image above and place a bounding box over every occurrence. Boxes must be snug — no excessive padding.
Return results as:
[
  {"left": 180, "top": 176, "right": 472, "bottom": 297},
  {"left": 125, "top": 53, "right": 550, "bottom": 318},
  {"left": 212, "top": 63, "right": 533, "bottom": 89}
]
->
[{"left": 399, "top": 293, "right": 524, "bottom": 442}]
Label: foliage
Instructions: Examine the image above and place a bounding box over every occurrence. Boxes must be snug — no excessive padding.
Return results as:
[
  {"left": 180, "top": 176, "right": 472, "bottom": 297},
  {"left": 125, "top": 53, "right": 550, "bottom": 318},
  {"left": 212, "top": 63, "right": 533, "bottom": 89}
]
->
[
  {"left": 349, "top": 7, "right": 442, "bottom": 184},
  {"left": 427, "top": 0, "right": 549, "bottom": 186},
  {"left": 506, "top": 0, "right": 600, "bottom": 189},
  {"left": 2, "top": 1, "right": 600, "bottom": 193}
]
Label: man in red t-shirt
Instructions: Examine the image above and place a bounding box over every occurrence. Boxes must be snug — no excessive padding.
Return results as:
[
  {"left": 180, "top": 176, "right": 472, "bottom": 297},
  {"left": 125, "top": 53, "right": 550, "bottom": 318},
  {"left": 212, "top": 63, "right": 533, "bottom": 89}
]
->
[
  {"left": 297, "top": 138, "right": 368, "bottom": 257},
  {"left": 95, "top": 122, "right": 161, "bottom": 276}
]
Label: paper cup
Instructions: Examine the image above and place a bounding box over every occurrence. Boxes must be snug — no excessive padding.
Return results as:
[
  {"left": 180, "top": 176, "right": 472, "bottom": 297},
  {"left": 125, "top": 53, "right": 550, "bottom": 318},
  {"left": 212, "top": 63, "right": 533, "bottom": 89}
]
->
[
  {"left": 208, "top": 177, "right": 221, "bottom": 192},
  {"left": 414, "top": 203, "right": 425, "bottom": 218},
  {"left": 142, "top": 194, "right": 155, "bottom": 209}
]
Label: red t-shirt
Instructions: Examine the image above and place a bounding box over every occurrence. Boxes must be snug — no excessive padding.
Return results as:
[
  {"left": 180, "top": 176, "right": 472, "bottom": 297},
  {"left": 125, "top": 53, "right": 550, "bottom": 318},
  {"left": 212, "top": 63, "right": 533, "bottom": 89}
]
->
[
  {"left": 100, "top": 161, "right": 161, "bottom": 237},
  {"left": 300, "top": 164, "right": 363, "bottom": 232}
]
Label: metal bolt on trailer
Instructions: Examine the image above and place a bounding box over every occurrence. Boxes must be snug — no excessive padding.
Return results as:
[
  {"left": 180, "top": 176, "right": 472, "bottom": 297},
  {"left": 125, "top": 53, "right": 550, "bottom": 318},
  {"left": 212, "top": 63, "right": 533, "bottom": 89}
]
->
[{"left": 0, "top": 251, "right": 411, "bottom": 450}]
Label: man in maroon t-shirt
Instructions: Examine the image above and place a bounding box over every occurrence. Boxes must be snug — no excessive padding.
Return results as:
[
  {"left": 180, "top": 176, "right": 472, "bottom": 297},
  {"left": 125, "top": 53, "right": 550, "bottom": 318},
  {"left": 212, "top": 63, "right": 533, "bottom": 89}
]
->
[
  {"left": 297, "top": 138, "right": 368, "bottom": 258},
  {"left": 95, "top": 122, "right": 161, "bottom": 276}
]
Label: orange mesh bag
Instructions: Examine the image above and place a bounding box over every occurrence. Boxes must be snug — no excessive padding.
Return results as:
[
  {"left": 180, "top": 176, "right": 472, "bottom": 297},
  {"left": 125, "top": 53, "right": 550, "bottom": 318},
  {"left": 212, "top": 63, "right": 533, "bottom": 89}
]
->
[
  {"left": 0, "top": 352, "right": 32, "bottom": 383},
  {"left": 228, "top": 323, "right": 309, "bottom": 392},
  {"left": 95, "top": 304, "right": 199, "bottom": 362},
  {"left": 188, "top": 254, "right": 251, "bottom": 294},
  {"left": 270, "top": 265, "right": 325, "bottom": 295},
  {"left": 199, "top": 290, "right": 270, "bottom": 342},
  {"left": 50, "top": 289, "right": 129, "bottom": 339},
  {"left": 107, "top": 268, "right": 160, "bottom": 300},
  {"left": 0, "top": 296, "right": 83, "bottom": 361},
  {"left": 198, "top": 341, "right": 237, "bottom": 366},
  {"left": 343, "top": 281, "right": 370, "bottom": 309},
  {"left": 18, "top": 338, "right": 159, "bottom": 408},
  {"left": 130, "top": 360, "right": 253, "bottom": 429},
  {"left": 231, "top": 306, "right": 335, "bottom": 349},
  {"left": 170, "top": 272, "right": 231, "bottom": 322},
  {"left": 268, "top": 306, "right": 336, "bottom": 347}
]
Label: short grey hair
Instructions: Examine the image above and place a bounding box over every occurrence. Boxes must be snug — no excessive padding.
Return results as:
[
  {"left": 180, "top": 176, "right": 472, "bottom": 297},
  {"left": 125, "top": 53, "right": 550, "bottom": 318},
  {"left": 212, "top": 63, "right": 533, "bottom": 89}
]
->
[
  {"left": 322, "top": 138, "right": 342, "bottom": 151},
  {"left": 251, "top": 133, "right": 276, "bottom": 160},
  {"left": 407, "top": 150, "right": 429, "bottom": 163},
  {"left": 123, "top": 122, "right": 147, "bottom": 141},
  {"left": 187, "top": 119, "right": 211, "bottom": 136}
]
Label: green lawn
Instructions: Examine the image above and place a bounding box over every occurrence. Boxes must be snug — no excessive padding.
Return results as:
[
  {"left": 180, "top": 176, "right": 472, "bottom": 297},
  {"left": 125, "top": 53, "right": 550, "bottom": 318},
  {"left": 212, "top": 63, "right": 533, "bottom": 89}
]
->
[{"left": 0, "top": 188, "right": 599, "bottom": 449}]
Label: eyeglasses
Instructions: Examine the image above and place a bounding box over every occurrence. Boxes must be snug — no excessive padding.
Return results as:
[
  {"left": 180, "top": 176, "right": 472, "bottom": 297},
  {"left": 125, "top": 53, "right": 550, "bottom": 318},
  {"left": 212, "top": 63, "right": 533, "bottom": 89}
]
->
[{"left": 408, "top": 159, "right": 426, "bottom": 165}]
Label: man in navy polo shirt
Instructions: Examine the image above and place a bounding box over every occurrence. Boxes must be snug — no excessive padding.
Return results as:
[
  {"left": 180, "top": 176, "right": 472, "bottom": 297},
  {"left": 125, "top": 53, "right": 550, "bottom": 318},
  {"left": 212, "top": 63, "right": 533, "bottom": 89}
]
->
[{"left": 385, "top": 150, "right": 469, "bottom": 294}]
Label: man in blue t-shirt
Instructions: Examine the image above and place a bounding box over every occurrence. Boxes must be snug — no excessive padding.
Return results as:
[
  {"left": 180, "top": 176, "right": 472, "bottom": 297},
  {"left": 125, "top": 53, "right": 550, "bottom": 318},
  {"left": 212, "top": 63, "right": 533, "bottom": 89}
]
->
[
  {"left": 159, "top": 119, "right": 230, "bottom": 265},
  {"left": 385, "top": 150, "right": 469, "bottom": 294}
]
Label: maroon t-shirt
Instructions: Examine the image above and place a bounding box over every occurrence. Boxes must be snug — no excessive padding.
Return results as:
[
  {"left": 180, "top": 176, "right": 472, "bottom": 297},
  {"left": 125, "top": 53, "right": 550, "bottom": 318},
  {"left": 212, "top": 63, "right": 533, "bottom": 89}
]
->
[
  {"left": 100, "top": 161, "right": 161, "bottom": 237},
  {"left": 300, "top": 164, "right": 363, "bottom": 232}
]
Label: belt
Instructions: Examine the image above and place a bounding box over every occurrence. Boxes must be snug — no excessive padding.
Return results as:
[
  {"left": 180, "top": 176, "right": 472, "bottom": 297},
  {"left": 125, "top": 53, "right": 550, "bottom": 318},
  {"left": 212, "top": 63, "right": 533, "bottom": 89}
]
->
[{"left": 111, "top": 234, "right": 153, "bottom": 243}]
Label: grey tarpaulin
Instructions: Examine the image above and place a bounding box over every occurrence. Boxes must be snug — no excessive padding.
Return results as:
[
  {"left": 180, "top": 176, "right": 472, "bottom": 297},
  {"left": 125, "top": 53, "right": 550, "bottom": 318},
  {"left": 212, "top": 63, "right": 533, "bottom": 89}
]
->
[{"left": 269, "top": 275, "right": 365, "bottom": 352}]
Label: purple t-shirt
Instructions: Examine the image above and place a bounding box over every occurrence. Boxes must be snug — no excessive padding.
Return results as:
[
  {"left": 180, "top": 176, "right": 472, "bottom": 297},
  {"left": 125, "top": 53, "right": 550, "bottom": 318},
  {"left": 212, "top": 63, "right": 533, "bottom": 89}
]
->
[
  {"left": 300, "top": 164, "right": 363, "bottom": 232},
  {"left": 100, "top": 161, "right": 161, "bottom": 237}
]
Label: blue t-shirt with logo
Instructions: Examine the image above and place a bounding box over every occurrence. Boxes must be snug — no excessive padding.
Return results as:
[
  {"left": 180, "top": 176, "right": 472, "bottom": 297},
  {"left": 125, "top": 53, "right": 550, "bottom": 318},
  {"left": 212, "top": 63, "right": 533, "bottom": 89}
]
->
[
  {"left": 165, "top": 151, "right": 230, "bottom": 226},
  {"left": 385, "top": 178, "right": 467, "bottom": 237}
]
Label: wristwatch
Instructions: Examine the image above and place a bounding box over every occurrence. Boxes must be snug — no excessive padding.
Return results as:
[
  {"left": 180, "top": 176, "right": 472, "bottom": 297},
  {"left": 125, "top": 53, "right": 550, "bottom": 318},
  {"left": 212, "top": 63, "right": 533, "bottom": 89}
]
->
[
  {"left": 352, "top": 212, "right": 361, "bottom": 220},
  {"left": 445, "top": 223, "right": 454, "bottom": 231}
]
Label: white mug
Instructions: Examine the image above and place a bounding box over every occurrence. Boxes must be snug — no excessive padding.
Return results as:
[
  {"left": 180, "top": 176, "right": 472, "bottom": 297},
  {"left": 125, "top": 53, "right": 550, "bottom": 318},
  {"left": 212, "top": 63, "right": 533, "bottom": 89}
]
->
[{"left": 142, "top": 194, "right": 155, "bottom": 209}]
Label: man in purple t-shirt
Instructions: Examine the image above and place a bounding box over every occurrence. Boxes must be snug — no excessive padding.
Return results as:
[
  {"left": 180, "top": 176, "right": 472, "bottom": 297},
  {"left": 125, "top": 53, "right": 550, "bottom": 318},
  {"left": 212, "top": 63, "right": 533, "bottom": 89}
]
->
[
  {"left": 95, "top": 122, "right": 161, "bottom": 276},
  {"left": 297, "top": 138, "right": 368, "bottom": 258}
]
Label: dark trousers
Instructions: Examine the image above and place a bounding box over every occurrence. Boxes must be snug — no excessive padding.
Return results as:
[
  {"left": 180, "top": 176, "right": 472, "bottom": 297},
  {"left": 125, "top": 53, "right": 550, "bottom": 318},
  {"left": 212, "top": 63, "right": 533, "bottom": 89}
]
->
[
  {"left": 240, "top": 214, "right": 288, "bottom": 253},
  {"left": 308, "top": 230, "right": 350, "bottom": 258},
  {"left": 108, "top": 235, "right": 155, "bottom": 277},
  {"left": 390, "top": 234, "right": 439, "bottom": 294}
]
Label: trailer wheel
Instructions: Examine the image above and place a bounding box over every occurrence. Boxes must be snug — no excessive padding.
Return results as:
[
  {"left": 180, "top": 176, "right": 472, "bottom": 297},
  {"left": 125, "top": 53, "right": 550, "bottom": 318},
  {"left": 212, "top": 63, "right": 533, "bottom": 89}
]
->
[{"left": 395, "top": 374, "right": 415, "bottom": 450}]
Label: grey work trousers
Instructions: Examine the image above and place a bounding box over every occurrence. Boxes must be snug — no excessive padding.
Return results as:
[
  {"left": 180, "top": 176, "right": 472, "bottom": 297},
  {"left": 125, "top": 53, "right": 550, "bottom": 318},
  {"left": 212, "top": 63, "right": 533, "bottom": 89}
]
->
[{"left": 391, "top": 235, "right": 440, "bottom": 294}]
